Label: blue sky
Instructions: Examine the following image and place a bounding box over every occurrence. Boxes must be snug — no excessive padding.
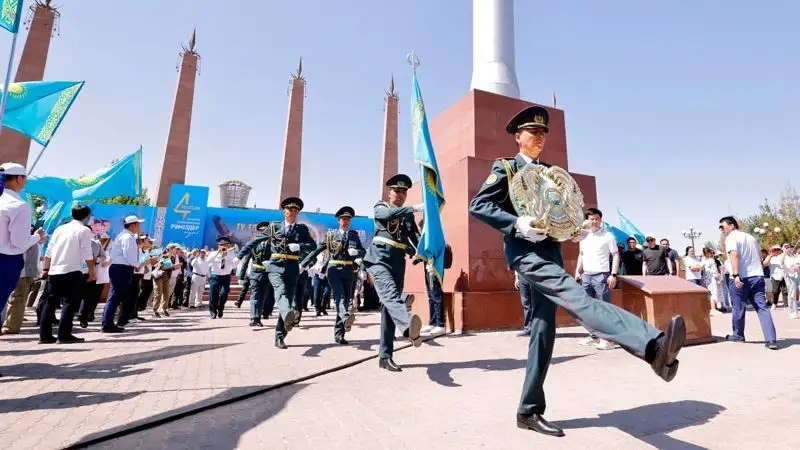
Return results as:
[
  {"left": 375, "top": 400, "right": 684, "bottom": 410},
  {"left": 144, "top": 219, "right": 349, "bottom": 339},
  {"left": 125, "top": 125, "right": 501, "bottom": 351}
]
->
[{"left": 2, "top": 0, "right": 798, "bottom": 250}]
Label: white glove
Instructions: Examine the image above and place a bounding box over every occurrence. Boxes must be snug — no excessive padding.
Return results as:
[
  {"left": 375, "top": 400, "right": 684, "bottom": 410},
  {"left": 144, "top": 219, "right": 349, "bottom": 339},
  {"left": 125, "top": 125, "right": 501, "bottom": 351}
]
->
[
  {"left": 571, "top": 228, "right": 591, "bottom": 243},
  {"left": 413, "top": 203, "right": 424, "bottom": 212},
  {"left": 515, "top": 216, "right": 547, "bottom": 242},
  {"left": 237, "top": 277, "right": 246, "bottom": 288},
  {"left": 348, "top": 248, "right": 359, "bottom": 256},
  {"left": 288, "top": 243, "right": 300, "bottom": 252},
  {"left": 354, "top": 258, "right": 363, "bottom": 265}
]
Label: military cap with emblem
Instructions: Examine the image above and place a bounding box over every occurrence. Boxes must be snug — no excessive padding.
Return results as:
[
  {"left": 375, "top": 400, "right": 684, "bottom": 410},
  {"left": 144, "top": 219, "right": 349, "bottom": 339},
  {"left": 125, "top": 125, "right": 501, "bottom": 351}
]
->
[
  {"left": 505, "top": 105, "right": 550, "bottom": 134},
  {"left": 280, "top": 196, "right": 304, "bottom": 211},
  {"left": 336, "top": 206, "right": 355, "bottom": 218},
  {"left": 256, "top": 221, "right": 271, "bottom": 231},
  {"left": 216, "top": 236, "right": 232, "bottom": 244},
  {"left": 386, "top": 174, "right": 413, "bottom": 190}
]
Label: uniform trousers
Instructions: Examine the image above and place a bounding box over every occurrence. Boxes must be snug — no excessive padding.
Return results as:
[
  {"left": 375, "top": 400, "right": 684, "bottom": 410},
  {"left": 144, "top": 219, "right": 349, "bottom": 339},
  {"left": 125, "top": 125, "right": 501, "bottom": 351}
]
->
[
  {"left": 512, "top": 243, "right": 662, "bottom": 416},
  {"left": 366, "top": 263, "right": 412, "bottom": 359},
  {"left": 293, "top": 270, "right": 310, "bottom": 323},
  {"left": 269, "top": 270, "right": 297, "bottom": 341},
  {"left": 248, "top": 272, "right": 269, "bottom": 320},
  {"left": 41, "top": 271, "right": 84, "bottom": 340},
  {"left": 328, "top": 267, "right": 354, "bottom": 338}
]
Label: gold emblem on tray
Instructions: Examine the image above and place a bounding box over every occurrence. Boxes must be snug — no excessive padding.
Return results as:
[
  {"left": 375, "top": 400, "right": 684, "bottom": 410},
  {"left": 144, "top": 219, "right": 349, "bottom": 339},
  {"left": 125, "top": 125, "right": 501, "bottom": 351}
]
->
[{"left": 510, "top": 164, "right": 585, "bottom": 242}]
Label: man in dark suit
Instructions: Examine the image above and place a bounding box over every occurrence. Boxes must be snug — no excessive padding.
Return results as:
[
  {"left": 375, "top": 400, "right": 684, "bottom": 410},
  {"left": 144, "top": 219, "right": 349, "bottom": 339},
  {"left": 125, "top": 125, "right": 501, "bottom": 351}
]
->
[{"left": 469, "top": 105, "right": 687, "bottom": 438}]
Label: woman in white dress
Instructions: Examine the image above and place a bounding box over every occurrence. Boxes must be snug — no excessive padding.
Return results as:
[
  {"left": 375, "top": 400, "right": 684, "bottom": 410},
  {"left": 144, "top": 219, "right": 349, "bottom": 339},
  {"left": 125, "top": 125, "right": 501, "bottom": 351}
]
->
[{"left": 701, "top": 247, "right": 722, "bottom": 316}]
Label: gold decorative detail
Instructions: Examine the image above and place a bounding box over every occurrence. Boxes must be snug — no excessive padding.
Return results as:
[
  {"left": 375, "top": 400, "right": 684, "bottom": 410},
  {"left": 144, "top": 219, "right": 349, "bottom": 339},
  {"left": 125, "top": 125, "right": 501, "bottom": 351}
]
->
[
  {"left": 1, "top": 0, "right": 19, "bottom": 28},
  {"left": 510, "top": 164, "right": 585, "bottom": 242},
  {"left": 411, "top": 97, "right": 425, "bottom": 143},
  {"left": 327, "top": 230, "right": 343, "bottom": 255},
  {"left": 484, "top": 173, "right": 498, "bottom": 185},
  {"left": 534, "top": 114, "right": 545, "bottom": 124},
  {"left": 36, "top": 83, "right": 82, "bottom": 144},
  {"left": 6, "top": 82, "right": 24, "bottom": 99},
  {"left": 387, "top": 219, "right": 400, "bottom": 236}
]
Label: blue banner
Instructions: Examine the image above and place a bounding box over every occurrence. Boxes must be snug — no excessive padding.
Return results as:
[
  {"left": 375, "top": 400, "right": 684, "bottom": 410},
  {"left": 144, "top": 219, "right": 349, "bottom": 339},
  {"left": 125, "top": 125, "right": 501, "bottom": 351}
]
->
[
  {"left": 203, "top": 207, "right": 375, "bottom": 250},
  {"left": 86, "top": 203, "right": 157, "bottom": 240},
  {"left": 162, "top": 184, "right": 209, "bottom": 249},
  {"left": 617, "top": 209, "right": 646, "bottom": 245}
]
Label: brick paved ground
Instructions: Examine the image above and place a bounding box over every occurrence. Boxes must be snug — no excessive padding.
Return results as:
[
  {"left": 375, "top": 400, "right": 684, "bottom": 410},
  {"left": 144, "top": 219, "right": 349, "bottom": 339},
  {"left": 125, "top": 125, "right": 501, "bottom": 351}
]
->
[{"left": 3, "top": 306, "right": 800, "bottom": 449}]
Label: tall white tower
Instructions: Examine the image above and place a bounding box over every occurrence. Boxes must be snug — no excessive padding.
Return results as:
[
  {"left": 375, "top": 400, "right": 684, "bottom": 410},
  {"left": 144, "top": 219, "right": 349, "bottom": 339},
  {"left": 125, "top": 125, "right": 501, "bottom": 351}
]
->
[{"left": 469, "top": 0, "right": 521, "bottom": 99}]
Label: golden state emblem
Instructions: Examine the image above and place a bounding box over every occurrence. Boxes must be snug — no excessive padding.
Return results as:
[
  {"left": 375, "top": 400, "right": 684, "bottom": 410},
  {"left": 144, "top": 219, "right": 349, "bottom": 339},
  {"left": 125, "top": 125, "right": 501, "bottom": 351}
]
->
[{"left": 510, "top": 164, "right": 585, "bottom": 242}]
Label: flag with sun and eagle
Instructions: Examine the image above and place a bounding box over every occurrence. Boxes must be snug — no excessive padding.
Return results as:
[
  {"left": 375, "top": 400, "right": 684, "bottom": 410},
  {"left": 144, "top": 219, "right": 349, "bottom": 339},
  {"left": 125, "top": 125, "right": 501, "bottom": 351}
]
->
[
  {"left": 0, "top": 80, "right": 85, "bottom": 146},
  {"left": 410, "top": 67, "right": 447, "bottom": 283}
]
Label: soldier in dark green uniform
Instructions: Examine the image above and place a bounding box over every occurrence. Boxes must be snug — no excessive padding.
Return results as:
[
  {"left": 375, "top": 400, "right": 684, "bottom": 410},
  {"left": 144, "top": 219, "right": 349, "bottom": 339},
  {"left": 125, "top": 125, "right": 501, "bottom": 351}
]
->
[
  {"left": 469, "top": 106, "right": 687, "bottom": 437},
  {"left": 236, "top": 221, "right": 271, "bottom": 327},
  {"left": 364, "top": 175, "right": 424, "bottom": 372},
  {"left": 301, "top": 206, "right": 366, "bottom": 344},
  {"left": 291, "top": 239, "right": 314, "bottom": 327},
  {"left": 268, "top": 197, "right": 317, "bottom": 349}
]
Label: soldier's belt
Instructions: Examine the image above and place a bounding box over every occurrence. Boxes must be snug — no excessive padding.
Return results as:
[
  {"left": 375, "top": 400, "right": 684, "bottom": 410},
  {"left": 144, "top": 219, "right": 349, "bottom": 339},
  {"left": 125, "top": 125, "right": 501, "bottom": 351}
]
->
[
  {"left": 270, "top": 254, "right": 299, "bottom": 261},
  {"left": 373, "top": 236, "right": 407, "bottom": 250},
  {"left": 251, "top": 263, "right": 266, "bottom": 269},
  {"left": 329, "top": 260, "right": 353, "bottom": 266}
]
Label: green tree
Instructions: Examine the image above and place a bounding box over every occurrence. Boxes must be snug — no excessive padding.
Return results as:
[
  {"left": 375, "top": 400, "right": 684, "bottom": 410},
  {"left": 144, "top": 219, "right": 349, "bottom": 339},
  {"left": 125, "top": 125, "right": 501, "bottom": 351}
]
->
[
  {"left": 741, "top": 183, "right": 800, "bottom": 248},
  {"left": 98, "top": 187, "right": 152, "bottom": 206}
]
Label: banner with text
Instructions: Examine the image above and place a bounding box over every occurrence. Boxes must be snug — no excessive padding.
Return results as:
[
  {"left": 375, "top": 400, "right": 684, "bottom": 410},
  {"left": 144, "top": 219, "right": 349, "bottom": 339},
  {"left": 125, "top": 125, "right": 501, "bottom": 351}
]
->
[
  {"left": 203, "top": 207, "right": 375, "bottom": 250},
  {"left": 162, "top": 184, "right": 209, "bottom": 249},
  {"left": 86, "top": 203, "right": 157, "bottom": 239}
]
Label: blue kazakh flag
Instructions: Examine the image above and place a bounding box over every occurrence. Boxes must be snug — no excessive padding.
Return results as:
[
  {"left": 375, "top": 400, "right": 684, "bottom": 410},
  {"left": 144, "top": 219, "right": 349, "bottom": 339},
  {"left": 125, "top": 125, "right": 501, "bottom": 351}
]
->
[
  {"left": 0, "top": 0, "right": 24, "bottom": 34},
  {"left": 410, "top": 69, "right": 447, "bottom": 283},
  {"left": 617, "top": 209, "right": 645, "bottom": 245},
  {"left": 24, "top": 147, "right": 142, "bottom": 201},
  {"left": 604, "top": 221, "right": 631, "bottom": 246},
  {"left": 0, "top": 80, "right": 85, "bottom": 146}
]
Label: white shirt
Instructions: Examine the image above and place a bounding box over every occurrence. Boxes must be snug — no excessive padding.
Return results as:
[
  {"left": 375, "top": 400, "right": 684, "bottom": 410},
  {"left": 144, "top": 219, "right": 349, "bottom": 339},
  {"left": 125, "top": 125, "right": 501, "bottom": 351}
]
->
[
  {"left": 0, "top": 189, "right": 39, "bottom": 255},
  {"left": 683, "top": 255, "right": 703, "bottom": 281},
  {"left": 44, "top": 220, "right": 93, "bottom": 275},
  {"left": 192, "top": 257, "right": 210, "bottom": 277},
  {"left": 782, "top": 253, "right": 800, "bottom": 278},
  {"left": 207, "top": 249, "right": 237, "bottom": 276},
  {"left": 769, "top": 256, "right": 784, "bottom": 281},
  {"left": 724, "top": 230, "right": 764, "bottom": 279},
  {"left": 109, "top": 229, "right": 139, "bottom": 266},
  {"left": 578, "top": 227, "right": 618, "bottom": 274}
]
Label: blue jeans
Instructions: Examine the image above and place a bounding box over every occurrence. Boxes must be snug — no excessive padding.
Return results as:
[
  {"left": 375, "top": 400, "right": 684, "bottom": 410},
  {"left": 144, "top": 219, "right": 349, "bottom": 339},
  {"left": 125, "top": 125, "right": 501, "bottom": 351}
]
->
[
  {"left": 518, "top": 276, "right": 535, "bottom": 333},
  {"left": 102, "top": 264, "right": 134, "bottom": 329},
  {"left": 424, "top": 270, "right": 445, "bottom": 327},
  {"left": 581, "top": 272, "right": 612, "bottom": 339},
  {"left": 731, "top": 276, "right": 777, "bottom": 342},
  {"left": 689, "top": 279, "right": 704, "bottom": 286},
  {"left": 720, "top": 274, "right": 732, "bottom": 310},
  {"left": 0, "top": 253, "right": 24, "bottom": 314}
]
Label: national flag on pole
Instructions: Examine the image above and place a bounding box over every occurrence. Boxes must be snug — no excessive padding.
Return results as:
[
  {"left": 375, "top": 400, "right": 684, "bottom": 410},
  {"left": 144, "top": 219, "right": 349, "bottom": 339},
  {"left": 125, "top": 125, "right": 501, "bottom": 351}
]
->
[
  {"left": 617, "top": 209, "right": 646, "bottom": 245},
  {"left": 0, "top": 0, "right": 24, "bottom": 34},
  {"left": 604, "top": 221, "right": 631, "bottom": 246},
  {"left": 0, "top": 80, "right": 85, "bottom": 146},
  {"left": 24, "top": 147, "right": 143, "bottom": 201},
  {"left": 410, "top": 68, "right": 446, "bottom": 283}
]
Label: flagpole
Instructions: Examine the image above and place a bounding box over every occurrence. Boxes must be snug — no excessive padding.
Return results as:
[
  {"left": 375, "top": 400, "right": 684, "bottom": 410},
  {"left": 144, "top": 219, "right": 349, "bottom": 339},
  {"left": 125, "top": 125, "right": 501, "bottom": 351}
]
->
[
  {"left": 26, "top": 143, "right": 47, "bottom": 175},
  {"left": 0, "top": 29, "right": 21, "bottom": 138}
]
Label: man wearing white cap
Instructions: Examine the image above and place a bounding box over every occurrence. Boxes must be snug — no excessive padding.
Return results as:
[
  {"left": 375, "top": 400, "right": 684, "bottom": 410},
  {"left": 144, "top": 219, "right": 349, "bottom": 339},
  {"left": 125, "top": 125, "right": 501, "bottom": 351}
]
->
[
  {"left": 0, "top": 163, "right": 46, "bottom": 322},
  {"left": 101, "top": 215, "right": 145, "bottom": 333}
]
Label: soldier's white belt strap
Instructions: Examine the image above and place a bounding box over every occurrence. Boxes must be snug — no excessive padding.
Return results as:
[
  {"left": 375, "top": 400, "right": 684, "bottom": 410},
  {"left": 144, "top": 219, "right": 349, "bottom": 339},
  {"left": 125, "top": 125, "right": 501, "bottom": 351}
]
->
[
  {"left": 373, "top": 236, "right": 407, "bottom": 250},
  {"left": 329, "top": 260, "right": 353, "bottom": 266},
  {"left": 271, "top": 254, "right": 299, "bottom": 261}
]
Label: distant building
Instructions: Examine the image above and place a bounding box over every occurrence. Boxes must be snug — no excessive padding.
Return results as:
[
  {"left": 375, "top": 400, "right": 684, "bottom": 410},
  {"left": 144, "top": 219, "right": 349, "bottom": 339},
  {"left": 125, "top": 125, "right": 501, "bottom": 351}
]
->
[{"left": 219, "top": 180, "right": 252, "bottom": 209}]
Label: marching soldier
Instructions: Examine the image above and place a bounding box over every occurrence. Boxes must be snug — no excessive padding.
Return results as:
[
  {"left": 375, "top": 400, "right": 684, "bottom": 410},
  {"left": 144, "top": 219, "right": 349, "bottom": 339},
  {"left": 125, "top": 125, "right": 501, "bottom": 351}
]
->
[
  {"left": 236, "top": 221, "right": 271, "bottom": 326},
  {"left": 268, "top": 197, "right": 317, "bottom": 349},
  {"left": 363, "top": 175, "right": 424, "bottom": 372},
  {"left": 301, "top": 206, "right": 366, "bottom": 344},
  {"left": 468, "top": 105, "right": 686, "bottom": 437}
]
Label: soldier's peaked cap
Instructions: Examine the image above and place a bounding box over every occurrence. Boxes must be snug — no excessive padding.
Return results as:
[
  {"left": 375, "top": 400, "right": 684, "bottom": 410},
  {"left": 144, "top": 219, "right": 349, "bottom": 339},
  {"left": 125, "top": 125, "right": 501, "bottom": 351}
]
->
[
  {"left": 336, "top": 206, "right": 355, "bottom": 218},
  {"left": 506, "top": 106, "right": 549, "bottom": 134},
  {"left": 386, "top": 174, "right": 412, "bottom": 190},
  {"left": 216, "top": 236, "right": 232, "bottom": 244},
  {"left": 281, "top": 197, "right": 304, "bottom": 210},
  {"left": 256, "top": 221, "right": 271, "bottom": 230}
]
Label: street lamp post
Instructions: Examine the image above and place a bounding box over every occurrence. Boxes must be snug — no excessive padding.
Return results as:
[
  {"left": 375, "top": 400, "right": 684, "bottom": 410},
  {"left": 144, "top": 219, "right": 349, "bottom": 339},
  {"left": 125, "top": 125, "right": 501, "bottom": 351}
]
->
[{"left": 681, "top": 226, "right": 702, "bottom": 250}]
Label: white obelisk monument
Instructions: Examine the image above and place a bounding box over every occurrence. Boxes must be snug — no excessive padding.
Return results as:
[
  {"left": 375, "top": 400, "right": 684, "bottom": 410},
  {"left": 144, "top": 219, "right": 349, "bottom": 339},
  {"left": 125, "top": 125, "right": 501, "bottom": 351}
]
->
[{"left": 469, "top": 0, "right": 521, "bottom": 99}]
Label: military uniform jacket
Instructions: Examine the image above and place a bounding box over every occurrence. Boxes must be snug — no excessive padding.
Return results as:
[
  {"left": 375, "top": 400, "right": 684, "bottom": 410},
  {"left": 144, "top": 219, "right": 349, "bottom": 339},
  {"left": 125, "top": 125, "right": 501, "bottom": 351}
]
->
[
  {"left": 264, "top": 221, "right": 317, "bottom": 274},
  {"left": 301, "top": 229, "right": 366, "bottom": 276},
  {"left": 236, "top": 233, "right": 272, "bottom": 276},
  {"left": 364, "top": 201, "right": 420, "bottom": 272},
  {"left": 468, "top": 153, "right": 561, "bottom": 268}
]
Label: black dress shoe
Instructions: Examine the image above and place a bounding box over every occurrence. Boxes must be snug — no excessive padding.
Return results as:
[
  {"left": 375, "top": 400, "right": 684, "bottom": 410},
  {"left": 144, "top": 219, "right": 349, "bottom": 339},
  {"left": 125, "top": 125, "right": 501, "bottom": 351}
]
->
[
  {"left": 275, "top": 339, "right": 287, "bottom": 349},
  {"left": 335, "top": 336, "right": 349, "bottom": 345},
  {"left": 57, "top": 336, "right": 85, "bottom": 344},
  {"left": 284, "top": 311, "right": 296, "bottom": 333},
  {"left": 101, "top": 326, "right": 125, "bottom": 333},
  {"left": 235, "top": 301, "right": 243, "bottom": 308},
  {"left": 766, "top": 341, "right": 779, "bottom": 350},
  {"left": 39, "top": 336, "right": 57, "bottom": 344},
  {"left": 378, "top": 358, "right": 401, "bottom": 372},
  {"left": 79, "top": 320, "right": 88, "bottom": 329},
  {"left": 254, "top": 321, "right": 263, "bottom": 327},
  {"left": 650, "top": 315, "right": 686, "bottom": 382},
  {"left": 516, "top": 413, "right": 565, "bottom": 437}
]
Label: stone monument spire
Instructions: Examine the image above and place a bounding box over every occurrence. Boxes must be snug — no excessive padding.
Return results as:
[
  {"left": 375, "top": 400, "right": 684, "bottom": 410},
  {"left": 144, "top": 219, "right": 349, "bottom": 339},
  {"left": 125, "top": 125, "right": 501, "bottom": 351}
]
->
[
  {"left": 0, "top": 0, "right": 61, "bottom": 165},
  {"left": 469, "top": 0, "right": 520, "bottom": 99},
  {"left": 380, "top": 75, "right": 399, "bottom": 201},
  {"left": 154, "top": 29, "right": 200, "bottom": 207},
  {"left": 276, "top": 58, "right": 306, "bottom": 204}
]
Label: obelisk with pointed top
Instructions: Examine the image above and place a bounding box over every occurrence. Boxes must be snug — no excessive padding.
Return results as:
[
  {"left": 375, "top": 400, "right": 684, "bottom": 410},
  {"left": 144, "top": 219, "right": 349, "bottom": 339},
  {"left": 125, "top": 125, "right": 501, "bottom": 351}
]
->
[
  {"left": 276, "top": 58, "right": 306, "bottom": 205},
  {"left": 380, "top": 75, "right": 399, "bottom": 201},
  {"left": 154, "top": 29, "right": 200, "bottom": 207},
  {"left": 0, "top": 0, "right": 61, "bottom": 165}
]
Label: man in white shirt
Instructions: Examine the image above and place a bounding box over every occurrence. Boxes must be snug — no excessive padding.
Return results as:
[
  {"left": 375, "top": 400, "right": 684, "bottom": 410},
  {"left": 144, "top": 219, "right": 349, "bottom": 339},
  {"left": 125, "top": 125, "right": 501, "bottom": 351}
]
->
[
  {"left": 720, "top": 216, "right": 778, "bottom": 349},
  {"left": 574, "top": 208, "right": 620, "bottom": 350},
  {"left": 189, "top": 249, "right": 209, "bottom": 308},
  {"left": 207, "top": 236, "right": 239, "bottom": 318},
  {"left": 40, "top": 204, "right": 95, "bottom": 343},
  {"left": 0, "top": 163, "right": 46, "bottom": 316},
  {"left": 101, "top": 215, "right": 144, "bottom": 333}
]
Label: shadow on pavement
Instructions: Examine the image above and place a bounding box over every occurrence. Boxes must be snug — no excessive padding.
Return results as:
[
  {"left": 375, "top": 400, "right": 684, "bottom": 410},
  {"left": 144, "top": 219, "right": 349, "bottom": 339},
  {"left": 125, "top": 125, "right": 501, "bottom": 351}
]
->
[
  {"left": 553, "top": 400, "right": 725, "bottom": 449},
  {"left": 0, "top": 390, "right": 144, "bottom": 413}
]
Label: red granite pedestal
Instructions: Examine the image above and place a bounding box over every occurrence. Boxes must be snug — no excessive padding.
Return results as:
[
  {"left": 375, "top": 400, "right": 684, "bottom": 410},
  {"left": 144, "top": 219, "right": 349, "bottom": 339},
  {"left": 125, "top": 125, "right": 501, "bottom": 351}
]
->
[{"left": 404, "top": 89, "right": 598, "bottom": 333}]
